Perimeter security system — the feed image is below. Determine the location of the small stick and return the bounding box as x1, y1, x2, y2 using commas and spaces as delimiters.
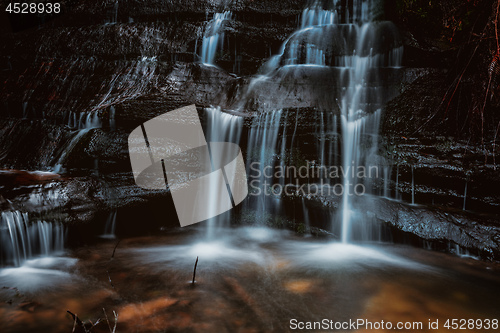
72, 314, 77, 333
67, 310, 83, 327
106, 271, 115, 289
111, 239, 121, 259
68, 310, 89, 333
103, 308, 111, 332
112, 311, 118, 333
192, 256, 199, 285
103, 308, 117, 333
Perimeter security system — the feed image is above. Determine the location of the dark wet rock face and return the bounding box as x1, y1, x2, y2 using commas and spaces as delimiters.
0, 119, 67, 169
375, 0, 500, 258
380, 48, 499, 218
374, 199, 500, 260
0, 0, 305, 172
0, 0, 499, 259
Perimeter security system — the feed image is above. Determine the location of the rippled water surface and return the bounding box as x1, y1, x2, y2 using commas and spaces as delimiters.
1, 228, 499, 332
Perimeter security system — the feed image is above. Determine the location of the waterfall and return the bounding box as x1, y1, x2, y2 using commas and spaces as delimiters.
301, 5, 338, 28
101, 210, 117, 239
94, 55, 158, 110
53, 128, 92, 173
236, 0, 402, 242
246, 110, 284, 218
339, 109, 382, 242
337, 8, 402, 241
205, 106, 242, 144
257, 0, 402, 71
293, 0, 401, 243
0, 211, 65, 267
55, 109, 104, 172
108, 1, 118, 24
200, 11, 232, 65
109, 105, 116, 131
22, 101, 28, 118
67, 111, 102, 130
203, 107, 243, 238
316, 112, 338, 179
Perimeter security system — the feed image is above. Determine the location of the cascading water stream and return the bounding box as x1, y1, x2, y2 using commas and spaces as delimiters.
53, 111, 103, 173
205, 106, 242, 144
50, 25, 162, 173
101, 210, 118, 239
316, 111, 338, 178
0, 211, 65, 267
67, 110, 102, 130
334, 0, 401, 242
200, 11, 232, 65
246, 110, 284, 218
203, 107, 243, 239
109, 105, 116, 131
238, 0, 402, 242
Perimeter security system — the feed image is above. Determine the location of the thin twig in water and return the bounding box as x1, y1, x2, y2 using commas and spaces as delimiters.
111, 239, 121, 259
67, 310, 83, 327
192, 256, 199, 285
67, 310, 101, 333
112, 311, 118, 333
106, 270, 115, 289
103, 308, 111, 332
72, 313, 77, 333
103, 308, 118, 333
